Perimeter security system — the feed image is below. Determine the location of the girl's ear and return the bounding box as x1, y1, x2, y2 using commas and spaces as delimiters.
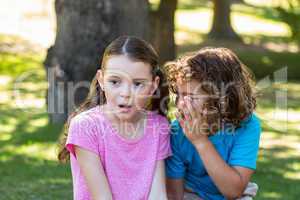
96, 70, 104, 90
151, 76, 160, 95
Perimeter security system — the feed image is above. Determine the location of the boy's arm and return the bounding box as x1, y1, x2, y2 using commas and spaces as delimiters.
166, 178, 184, 200
75, 146, 113, 200
193, 139, 253, 200
148, 160, 168, 200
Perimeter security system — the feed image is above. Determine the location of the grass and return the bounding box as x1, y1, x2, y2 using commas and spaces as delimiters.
0, 35, 71, 200
1, 1, 300, 199
253, 82, 300, 200
0, 98, 72, 200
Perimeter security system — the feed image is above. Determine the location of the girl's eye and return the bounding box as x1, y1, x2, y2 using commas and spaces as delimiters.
134, 82, 144, 87
109, 80, 120, 85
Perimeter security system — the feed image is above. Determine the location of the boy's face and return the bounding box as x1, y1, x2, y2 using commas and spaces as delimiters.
97, 55, 159, 122
175, 79, 207, 114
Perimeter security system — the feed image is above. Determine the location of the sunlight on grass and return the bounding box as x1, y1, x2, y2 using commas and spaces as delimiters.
175, 7, 290, 43
246, 0, 291, 8
260, 129, 300, 148
0, 123, 15, 134
2, 143, 58, 161
14, 98, 45, 109
232, 13, 290, 37
0, 118, 17, 133
284, 162, 300, 180
24, 117, 48, 133
30, 117, 48, 127
0, 52, 44, 76
0, 0, 55, 48
0, 134, 12, 142
176, 9, 212, 33
261, 191, 282, 198
0, 75, 12, 85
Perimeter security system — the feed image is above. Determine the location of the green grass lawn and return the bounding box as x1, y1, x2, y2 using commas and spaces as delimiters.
0, 37, 72, 199
1, 2, 300, 199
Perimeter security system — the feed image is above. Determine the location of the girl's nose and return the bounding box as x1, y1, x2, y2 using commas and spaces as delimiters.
120, 84, 132, 97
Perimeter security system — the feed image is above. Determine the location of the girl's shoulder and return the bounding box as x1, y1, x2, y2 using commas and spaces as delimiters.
69, 106, 108, 131
147, 112, 170, 136
148, 112, 169, 126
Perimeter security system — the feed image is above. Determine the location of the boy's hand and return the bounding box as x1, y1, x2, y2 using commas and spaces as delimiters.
175, 96, 210, 145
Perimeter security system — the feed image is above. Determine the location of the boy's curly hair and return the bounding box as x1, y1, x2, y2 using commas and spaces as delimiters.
164, 47, 256, 132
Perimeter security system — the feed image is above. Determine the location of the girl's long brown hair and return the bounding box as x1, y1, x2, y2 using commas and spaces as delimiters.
58, 36, 169, 162
164, 47, 256, 134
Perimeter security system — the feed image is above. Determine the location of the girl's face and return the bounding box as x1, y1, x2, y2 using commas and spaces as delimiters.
97, 55, 159, 122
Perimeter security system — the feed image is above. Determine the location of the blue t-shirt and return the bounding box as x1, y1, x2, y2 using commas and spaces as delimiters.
165, 114, 261, 200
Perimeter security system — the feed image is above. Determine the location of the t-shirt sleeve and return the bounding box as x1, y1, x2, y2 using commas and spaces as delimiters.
66, 115, 100, 158
165, 121, 186, 179
228, 115, 261, 170
156, 116, 172, 160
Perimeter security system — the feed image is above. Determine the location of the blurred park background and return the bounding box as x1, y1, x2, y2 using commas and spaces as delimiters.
0, 0, 299, 199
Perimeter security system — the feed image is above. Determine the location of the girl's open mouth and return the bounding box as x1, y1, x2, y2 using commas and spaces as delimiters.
118, 104, 133, 113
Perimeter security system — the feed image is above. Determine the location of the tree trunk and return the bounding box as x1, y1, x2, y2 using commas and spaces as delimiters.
232, 0, 245, 4
208, 0, 241, 41
150, 0, 178, 65
44, 0, 149, 123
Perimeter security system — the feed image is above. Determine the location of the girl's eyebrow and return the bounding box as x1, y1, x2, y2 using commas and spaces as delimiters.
107, 75, 121, 79
106, 75, 149, 82
132, 78, 149, 82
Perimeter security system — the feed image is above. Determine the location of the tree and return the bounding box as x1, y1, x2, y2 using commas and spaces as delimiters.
208, 0, 241, 41
232, 0, 245, 4
150, 0, 178, 65
44, 0, 149, 123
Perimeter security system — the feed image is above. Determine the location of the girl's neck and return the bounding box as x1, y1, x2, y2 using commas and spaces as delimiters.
100, 105, 148, 140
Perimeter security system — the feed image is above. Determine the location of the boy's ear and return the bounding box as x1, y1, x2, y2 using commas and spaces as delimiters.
96, 70, 104, 90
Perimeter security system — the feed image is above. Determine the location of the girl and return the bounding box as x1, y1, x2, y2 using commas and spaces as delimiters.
164, 47, 261, 200
58, 36, 172, 200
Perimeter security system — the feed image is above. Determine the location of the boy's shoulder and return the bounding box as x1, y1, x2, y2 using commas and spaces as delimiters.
234, 113, 261, 138
169, 120, 185, 139
240, 113, 261, 129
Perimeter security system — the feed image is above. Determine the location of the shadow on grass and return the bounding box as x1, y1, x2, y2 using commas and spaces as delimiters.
178, 0, 210, 10
0, 106, 64, 146
0, 105, 69, 199
260, 122, 300, 140
0, 152, 72, 200
253, 146, 300, 200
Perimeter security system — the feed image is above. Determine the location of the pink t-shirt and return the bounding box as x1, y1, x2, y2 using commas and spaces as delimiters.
66, 106, 172, 200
